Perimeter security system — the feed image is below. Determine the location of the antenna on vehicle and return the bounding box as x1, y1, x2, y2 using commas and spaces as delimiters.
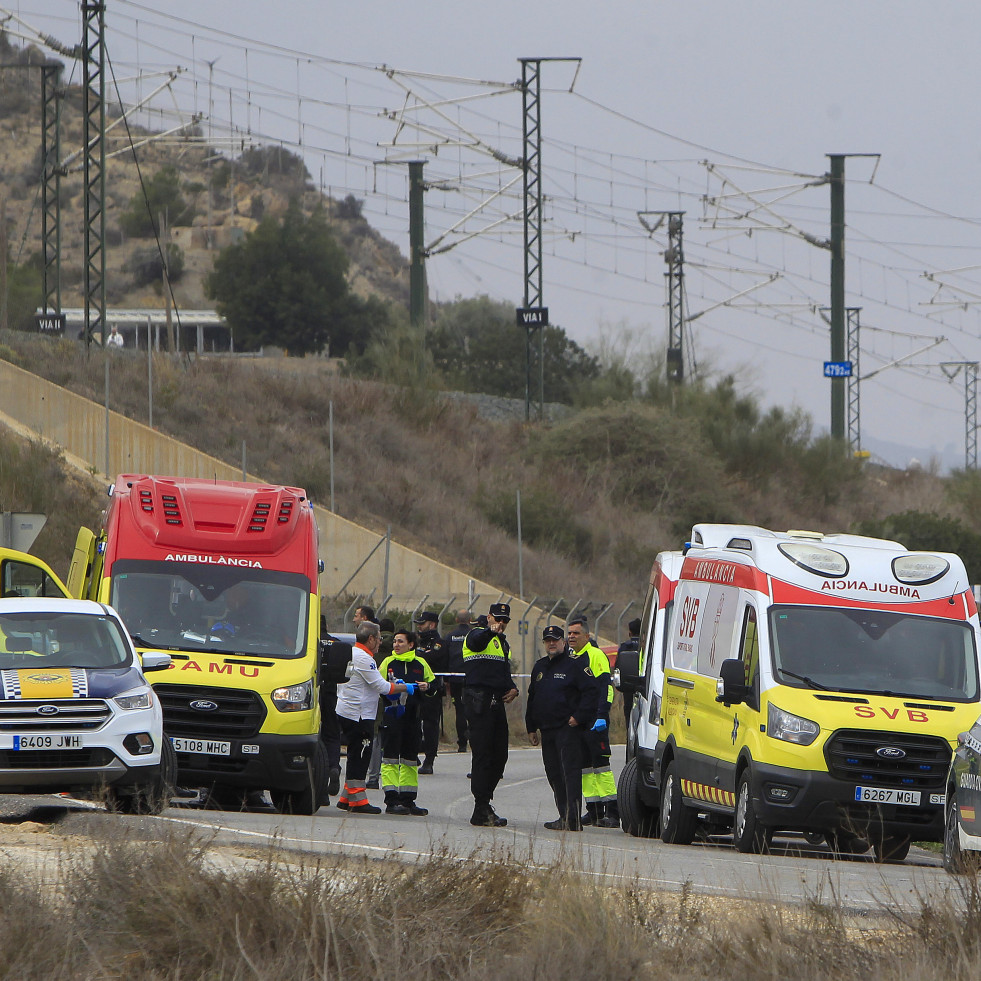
950, 582, 959, 606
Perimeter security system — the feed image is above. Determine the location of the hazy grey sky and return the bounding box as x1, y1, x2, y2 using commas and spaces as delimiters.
9, 1, 981, 469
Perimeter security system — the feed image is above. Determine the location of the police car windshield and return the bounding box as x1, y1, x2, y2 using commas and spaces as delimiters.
769, 606, 980, 702
109, 561, 310, 659
0, 612, 131, 669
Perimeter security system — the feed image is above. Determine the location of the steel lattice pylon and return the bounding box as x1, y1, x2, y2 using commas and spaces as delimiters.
664, 212, 686, 383
967, 364, 978, 471
520, 58, 544, 421
82, 0, 106, 348
846, 307, 861, 452
41, 64, 63, 317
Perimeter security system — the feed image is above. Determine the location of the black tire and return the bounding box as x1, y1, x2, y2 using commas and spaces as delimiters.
827, 831, 870, 857
107, 737, 177, 816
660, 760, 697, 845
732, 770, 770, 854
872, 834, 911, 864
802, 831, 826, 847
943, 791, 978, 874
270, 741, 328, 816
618, 757, 659, 838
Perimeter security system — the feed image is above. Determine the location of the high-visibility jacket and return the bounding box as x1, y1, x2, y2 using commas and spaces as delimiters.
462, 627, 515, 692
576, 641, 614, 720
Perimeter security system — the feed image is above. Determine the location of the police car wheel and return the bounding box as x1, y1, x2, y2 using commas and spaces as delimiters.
106, 738, 177, 816
660, 761, 697, 845
733, 771, 770, 854
872, 834, 911, 864
943, 795, 976, 874
617, 757, 659, 838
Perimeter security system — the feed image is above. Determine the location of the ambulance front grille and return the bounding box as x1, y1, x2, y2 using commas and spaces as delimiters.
824, 729, 951, 790
155, 684, 265, 739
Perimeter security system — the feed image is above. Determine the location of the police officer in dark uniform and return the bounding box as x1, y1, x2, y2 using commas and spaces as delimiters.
414, 611, 447, 774
444, 609, 472, 752
462, 602, 518, 827
616, 617, 642, 732
526, 625, 599, 831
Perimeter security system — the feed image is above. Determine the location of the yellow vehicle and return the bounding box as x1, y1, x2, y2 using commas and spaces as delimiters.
69, 474, 327, 813
653, 524, 981, 863
1, 547, 70, 599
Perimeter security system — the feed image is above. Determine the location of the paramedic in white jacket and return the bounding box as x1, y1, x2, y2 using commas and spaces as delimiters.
335, 620, 427, 814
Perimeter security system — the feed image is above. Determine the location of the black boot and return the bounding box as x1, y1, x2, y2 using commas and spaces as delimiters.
582, 802, 599, 827
597, 802, 620, 829
470, 803, 507, 827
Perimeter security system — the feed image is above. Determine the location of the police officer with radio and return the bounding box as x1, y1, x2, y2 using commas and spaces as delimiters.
526, 625, 598, 831
462, 602, 518, 827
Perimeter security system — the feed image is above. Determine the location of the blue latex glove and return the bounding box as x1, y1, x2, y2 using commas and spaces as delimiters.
403, 682, 417, 696
590, 718, 608, 732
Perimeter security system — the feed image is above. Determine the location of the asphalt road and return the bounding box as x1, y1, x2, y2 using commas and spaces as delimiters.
3, 746, 969, 914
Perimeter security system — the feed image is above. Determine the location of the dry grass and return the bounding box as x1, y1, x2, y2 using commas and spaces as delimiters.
2, 823, 981, 980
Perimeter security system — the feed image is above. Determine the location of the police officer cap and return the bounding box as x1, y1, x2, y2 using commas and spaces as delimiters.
413, 610, 440, 624
488, 602, 511, 620
542, 625, 564, 641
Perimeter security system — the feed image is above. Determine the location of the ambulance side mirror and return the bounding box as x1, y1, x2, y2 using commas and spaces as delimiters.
614, 649, 642, 694
716, 658, 748, 705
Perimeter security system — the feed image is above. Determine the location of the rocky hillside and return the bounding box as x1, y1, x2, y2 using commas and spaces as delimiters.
0, 35, 410, 317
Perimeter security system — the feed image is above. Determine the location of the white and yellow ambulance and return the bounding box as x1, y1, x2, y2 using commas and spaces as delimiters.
650, 524, 981, 863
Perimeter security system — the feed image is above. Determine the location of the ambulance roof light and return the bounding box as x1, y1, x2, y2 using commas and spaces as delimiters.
778, 542, 848, 578
785, 529, 824, 539
892, 554, 950, 586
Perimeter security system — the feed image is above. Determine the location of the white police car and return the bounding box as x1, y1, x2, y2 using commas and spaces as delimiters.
945, 716, 981, 873
0, 597, 174, 813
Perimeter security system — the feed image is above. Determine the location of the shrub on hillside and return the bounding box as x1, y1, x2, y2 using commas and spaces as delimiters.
533, 402, 742, 535
118, 166, 195, 237
856, 510, 981, 584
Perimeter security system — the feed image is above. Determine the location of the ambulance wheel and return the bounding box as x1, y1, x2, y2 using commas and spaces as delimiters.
618, 757, 659, 838
660, 761, 697, 845
270, 741, 328, 816
733, 771, 770, 854
107, 737, 177, 816
826, 831, 870, 856
872, 834, 911, 864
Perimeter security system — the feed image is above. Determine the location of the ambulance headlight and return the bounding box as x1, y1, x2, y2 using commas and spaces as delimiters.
767, 703, 820, 745
271, 679, 313, 712
114, 688, 153, 711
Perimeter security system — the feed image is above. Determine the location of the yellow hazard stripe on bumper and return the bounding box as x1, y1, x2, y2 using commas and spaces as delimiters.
681, 777, 735, 808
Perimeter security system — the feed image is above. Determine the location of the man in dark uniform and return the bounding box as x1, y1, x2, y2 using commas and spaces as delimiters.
414, 611, 447, 774
616, 617, 642, 733
444, 609, 472, 752
526, 625, 599, 831
318, 614, 347, 801
462, 602, 518, 827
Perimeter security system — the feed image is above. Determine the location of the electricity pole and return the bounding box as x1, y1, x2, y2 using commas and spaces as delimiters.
518, 57, 579, 421
940, 362, 979, 471
664, 212, 686, 383
82, 0, 107, 348
408, 160, 427, 330
829, 154, 846, 441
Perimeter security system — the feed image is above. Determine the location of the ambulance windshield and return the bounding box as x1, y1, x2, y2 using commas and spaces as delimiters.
109, 560, 310, 659
769, 606, 979, 701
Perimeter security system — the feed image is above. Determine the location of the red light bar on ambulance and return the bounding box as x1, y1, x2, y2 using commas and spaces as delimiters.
777, 542, 848, 578
892, 554, 950, 586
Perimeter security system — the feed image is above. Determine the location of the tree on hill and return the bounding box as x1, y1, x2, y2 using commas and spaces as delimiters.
427, 295, 600, 403
206, 201, 373, 356
2, 251, 42, 331
119, 165, 195, 238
